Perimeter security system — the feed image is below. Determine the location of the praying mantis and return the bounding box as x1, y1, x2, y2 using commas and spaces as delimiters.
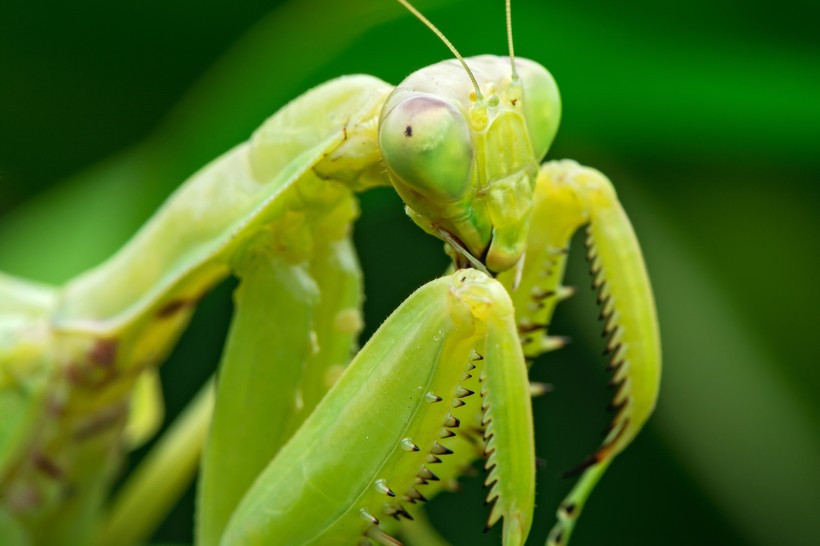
0, 0, 660, 544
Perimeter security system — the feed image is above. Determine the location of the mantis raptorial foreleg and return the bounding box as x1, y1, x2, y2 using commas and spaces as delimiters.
499, 160, 660, 545
219, 270, 534, 546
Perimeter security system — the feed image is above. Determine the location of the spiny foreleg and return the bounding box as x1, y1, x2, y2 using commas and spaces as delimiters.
219, 270, 535, 546
501, 160, 661, 546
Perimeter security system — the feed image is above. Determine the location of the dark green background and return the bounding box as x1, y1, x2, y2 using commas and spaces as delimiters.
1, 0, 818, 545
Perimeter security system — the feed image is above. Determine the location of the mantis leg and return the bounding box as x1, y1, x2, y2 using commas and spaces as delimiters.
0, 280, 44, 546
91, 173, 364, 546
0, 507, 28, 546
0, 273, 55, 480
220, 270, 535, 546
0, 75, 391, 544
198, 174, 363, 546
501, 160, 661, 545
96, 378, 214, 546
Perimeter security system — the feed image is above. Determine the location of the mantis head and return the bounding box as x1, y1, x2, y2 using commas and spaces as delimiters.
379, 56, 560, 273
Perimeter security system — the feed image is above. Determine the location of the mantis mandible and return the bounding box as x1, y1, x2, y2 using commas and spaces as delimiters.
0, 1, 660, 544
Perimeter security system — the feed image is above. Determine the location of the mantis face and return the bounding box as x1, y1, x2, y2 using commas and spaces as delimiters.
379, 56, 561, 272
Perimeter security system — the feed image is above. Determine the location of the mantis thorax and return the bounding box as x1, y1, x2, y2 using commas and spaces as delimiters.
379, 55, 561, 272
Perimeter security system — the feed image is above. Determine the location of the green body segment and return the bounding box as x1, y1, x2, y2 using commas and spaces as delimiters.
198, 178, 363, 546
0, 274, 55, 479
198, 250, 321, 546
54, 74, 390, 336
221, 271, 535, 546
0, 276, 78, 546
0, 507, 28, 546
545, 161, 660, 546
500, 160, 661, 546
534, 161, 660, 457
0, 75, 392, 544
0, 274, 56, 318
96, 380, 214, 546
480, 296, 535, 544
497, 162, 587, 357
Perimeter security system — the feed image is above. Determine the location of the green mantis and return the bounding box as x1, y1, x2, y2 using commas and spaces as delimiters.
0, 0, 660, 544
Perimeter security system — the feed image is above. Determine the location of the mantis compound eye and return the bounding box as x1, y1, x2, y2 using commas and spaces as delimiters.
517, 60, 562, 162
379, 95, 473, 203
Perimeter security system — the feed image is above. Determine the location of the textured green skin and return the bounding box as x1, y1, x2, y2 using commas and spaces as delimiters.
0, 50, 660, 546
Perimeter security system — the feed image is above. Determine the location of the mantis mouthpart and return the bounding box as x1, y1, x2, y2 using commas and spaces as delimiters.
0, 1, 660, 545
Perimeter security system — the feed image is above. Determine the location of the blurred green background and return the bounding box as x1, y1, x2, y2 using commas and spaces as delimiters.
1, 0, 818, 544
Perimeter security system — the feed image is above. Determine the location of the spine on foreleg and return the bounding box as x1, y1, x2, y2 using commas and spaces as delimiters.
529, 160, 660, 546
498, 161, 588, 361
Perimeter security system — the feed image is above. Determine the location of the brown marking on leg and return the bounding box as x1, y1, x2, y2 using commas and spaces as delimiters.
89, 338, 118, 367
73, 403, 128, 441
31, 451, 64, 481
156, 298, 196, 319
64, 362, 91, 386
65, 360, 117, 389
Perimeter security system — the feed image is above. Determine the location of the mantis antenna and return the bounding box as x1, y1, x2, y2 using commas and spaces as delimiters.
506, 0, 519, 81
395, 0, 485, 105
